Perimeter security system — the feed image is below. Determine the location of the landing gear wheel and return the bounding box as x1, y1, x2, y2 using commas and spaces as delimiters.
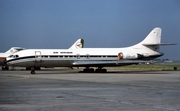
30, 67, 36, 74
102, 69, 107, 73
31, 70, 35, 74
89, 68, 94, 73
83, 68, 89, 73
95, 68, 107, 73
95, 69, 100, 73
81, 67, 107, 73
82, 68, 95, 73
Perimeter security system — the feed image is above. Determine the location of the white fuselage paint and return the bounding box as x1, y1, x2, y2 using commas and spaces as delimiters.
6, 46, 162, 67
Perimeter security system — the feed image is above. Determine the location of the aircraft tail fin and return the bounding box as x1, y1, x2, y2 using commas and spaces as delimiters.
69, 39, 84, 49
140, 27, 162, 45
134, 27, 175, 51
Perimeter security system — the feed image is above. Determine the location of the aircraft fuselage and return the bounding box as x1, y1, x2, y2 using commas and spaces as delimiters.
6, 47, 163, 68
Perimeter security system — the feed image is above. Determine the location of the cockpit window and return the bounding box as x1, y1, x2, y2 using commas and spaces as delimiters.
9, 55, 14, 58
15, 55, 19, 58
9, 55, 19, 58
17, 49, 24, 51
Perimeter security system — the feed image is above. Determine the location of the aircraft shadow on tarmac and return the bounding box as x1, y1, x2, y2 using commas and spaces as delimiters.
31, 69, 170, 75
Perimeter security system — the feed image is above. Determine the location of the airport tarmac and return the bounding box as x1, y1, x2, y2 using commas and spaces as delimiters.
0, 69, 180, 111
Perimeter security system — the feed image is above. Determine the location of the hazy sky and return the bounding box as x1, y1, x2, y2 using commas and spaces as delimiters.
0, 0, 180, 60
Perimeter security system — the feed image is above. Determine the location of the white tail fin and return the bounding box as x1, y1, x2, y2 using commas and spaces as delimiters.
69, 39, 84, 49
140, 27, 161, 45
132, 28, 162, 51
133, 27, 175, 51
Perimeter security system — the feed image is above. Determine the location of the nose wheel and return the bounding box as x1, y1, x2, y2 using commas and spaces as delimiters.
31, 67, 36, 74
31, 70, 35, 74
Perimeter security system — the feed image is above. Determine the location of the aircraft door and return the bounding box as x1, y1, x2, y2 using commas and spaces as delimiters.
35, 51, 42, 62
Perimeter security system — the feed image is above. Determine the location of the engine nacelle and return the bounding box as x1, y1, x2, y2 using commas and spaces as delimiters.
118, 52, 143, 60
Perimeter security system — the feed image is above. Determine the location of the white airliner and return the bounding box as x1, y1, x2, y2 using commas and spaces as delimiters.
6, 27, 174, 74
0, 47, 25, 70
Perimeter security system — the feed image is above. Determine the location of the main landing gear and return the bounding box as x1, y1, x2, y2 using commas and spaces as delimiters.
80, 67, 107, 73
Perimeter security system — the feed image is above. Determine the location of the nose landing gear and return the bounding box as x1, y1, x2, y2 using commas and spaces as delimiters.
31, 67, 35, 74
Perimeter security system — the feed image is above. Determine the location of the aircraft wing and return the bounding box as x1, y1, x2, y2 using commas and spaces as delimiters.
72, 60, 149, 67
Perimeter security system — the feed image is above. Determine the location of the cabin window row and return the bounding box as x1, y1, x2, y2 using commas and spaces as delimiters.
53, 52, 73, 54
39, 55, 117, 59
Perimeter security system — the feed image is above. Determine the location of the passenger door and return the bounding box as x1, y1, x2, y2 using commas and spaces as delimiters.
35, 51, 42, 62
